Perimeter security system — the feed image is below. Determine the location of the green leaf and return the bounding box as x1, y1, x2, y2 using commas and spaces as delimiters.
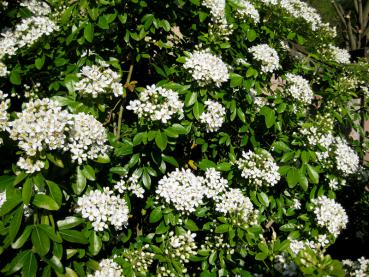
4, 250, 29, 275
35, 55, 45, 70
22, 178, 33, 205
306, 164, 319, 184
22, 251, 37, 277
114, 141, 133, 156
260, 106, 275, 128
247, 29, 257, 41
32, 194, 60, 210
184, 219, 199, 231
0, 193, 22, 216
149, 207, 163, 223
215, 224, 229, 233
162, 155, 179, 167
38, 224, 62, 243
88, 232, 102, 256
49, 256, 64, 274
46, 153, 64, 168
84, 23, 94, 42
10, 70, 21, 85
280, 223, 296, 232
142, 169, 151, 189
59, 230, 88, 244
193, 102, 204, 120
255, 252, 268, 261
257, 192, 269, 207
12, 226, 33, 249
57, 216, 84, 230
82, 165, 95, 181
287, 167, 302, 188
9, 206, 23, 242
32, 226, 50, 256
184, 92, 197, 107
46, 180, 62, 207
72, 167, 86, 195
155, 131, 167, 151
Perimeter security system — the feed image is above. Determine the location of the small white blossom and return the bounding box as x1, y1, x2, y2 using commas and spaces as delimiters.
87, 259, 123, 277
183, 49, 229, 87
324, 44, 351, 64
126, 84, 184, 124
17, 157, 45, 174
75, 61, 123, 98
0, 61, 8, 77
0, 190, 6, 209
76, 188, 129, 232
156, 168, 205, 213
20, 0, 51, 16
200, 100, 226, 132
68, 113, 110, 164
203, 168, 229, 199
115, 173, 144, 198
249, 44, 280, 73
236, 150, 280, 187
334, 138, 359, 175
234, 0, 260, 23
312, 196, 348, 237
274, 254, 297, 276
168, 231, 197, 264
285, 73, 314, 104
343, 257, 369, 277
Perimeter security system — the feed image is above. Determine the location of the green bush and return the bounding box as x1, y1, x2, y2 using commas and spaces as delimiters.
0, 0, 368, 276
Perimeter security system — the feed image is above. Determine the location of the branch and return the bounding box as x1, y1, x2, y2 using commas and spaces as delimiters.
331, 0, 348, 28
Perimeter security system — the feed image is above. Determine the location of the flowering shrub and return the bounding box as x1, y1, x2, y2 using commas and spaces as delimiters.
0, 0, 368, 276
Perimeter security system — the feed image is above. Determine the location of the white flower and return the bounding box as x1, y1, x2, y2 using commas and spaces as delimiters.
87, 259, 123, 277
292, 199, 301, 210
156, 168, 205, 213
343, 257, 369, 277
249, 44, 280, 73
200, 100, 226, 132
289, 240, 305, 255
20, 0, 51, 16
312, 196, 348, 237
215, 188, 257, 224
126, 84, 184, 124
17, 157, 45, 174
75, 61, 123, 98
285, 73, 314, 104
7, 98, 71, 157
274, 254, 297, 276
0, 61, 8, 77
0, 91, 10, 133
168, 231, 197, 264
334, 138, 359, 175
183, 49, 229, 87
236, 150, 280, 187
76, 188, 129, 232
325, 44, 351, 64
0, 190, 6, 209
234, 0, 260, 23
68, 113, 110, 164
202, 0, 226, 22
203, 168, 229, 198
115, 173, 144, 198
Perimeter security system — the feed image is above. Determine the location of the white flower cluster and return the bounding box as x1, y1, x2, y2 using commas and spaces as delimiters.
334, 138, 359, 176
343, 257, 369, 277
202, 0, 232, 37
215, 188, 257, 225
156, 168, 205, 213
236, 150, 280, 187
183, 49, 229, 87
126, 85, 184, 124
8, 98, 70, 156
234, 0, 260, 23
0, 61, 8, 77
312, 196, 348, 237
87, 259, 123, 277
0, 91, 10, 137
76, 187, 129, 232
20, 0, 51, 16
249, 44, 280, 73
122, 245, 155, 274
7, 99, 109, 172
324, 44, 351, 64
68, 113, 110, 164
114, 173, 144, 198
0, 190, 6, 209
203, 168, 229, 198
200, 100, 226, 132
75, 61, 123, 98
289, 235, 330, 256
285, 73, 314, 104
274, 254, 297, 277
167, 231, 197, 264
300, 126, 334, 150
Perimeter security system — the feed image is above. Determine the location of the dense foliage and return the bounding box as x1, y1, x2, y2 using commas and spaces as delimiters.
0, 0, 369, 276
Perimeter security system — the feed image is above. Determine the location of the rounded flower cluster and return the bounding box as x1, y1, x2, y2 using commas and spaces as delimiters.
68, 113, 110, 164
285, 73, 314, 104
312, 196, 348, 237
234, 0, 260, 23
75, 61, 123, 98
122, 245, 155, 274
325, 44, 351, 64
249, 44, 280, 73
203, 168, 229, 199
76, 187, 129, 232
126, 85, 184, 124
17, 157, 45, 174
200, 100, 226, 132
167, 231, 197, 264
183, 49, 229, 87
87, 259, 123, 277
7, 98, 71, 157
334, 138, 359, 175
156, 168, 205, 213
202, 0, 226, 21
236, 150, 281, 187
215, 188, 257, 225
